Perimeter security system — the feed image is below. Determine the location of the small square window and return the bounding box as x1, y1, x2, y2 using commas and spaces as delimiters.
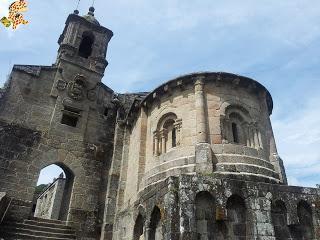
61, 114, 78, 127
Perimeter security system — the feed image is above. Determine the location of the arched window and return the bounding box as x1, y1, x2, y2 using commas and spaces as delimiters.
222, 105, 263, 148
78, 32, 94, 58
153, 113, 182, 156
271, 200, 290, 239
195, 192, 215, 240
149, 206, 162, 240
163, 119, 176, 150
133, 214, 144, 240
226, 195, 246, 238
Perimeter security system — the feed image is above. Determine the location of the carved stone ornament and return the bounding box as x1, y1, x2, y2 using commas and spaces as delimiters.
67, 74, 86, 101
87, 89, 97, 101
56, 80, 67, 91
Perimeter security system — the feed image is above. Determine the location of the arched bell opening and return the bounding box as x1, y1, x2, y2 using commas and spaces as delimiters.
78, 31, 95, 58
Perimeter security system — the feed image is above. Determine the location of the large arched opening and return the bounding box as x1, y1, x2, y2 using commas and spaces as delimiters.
195, 191, 215, 239
149, 206, 162, 240
297, 201, 314, 239
133, 214, 144, 240
271, 200, 290, 239
226, 194, 247, 239
33, 163, 74, 221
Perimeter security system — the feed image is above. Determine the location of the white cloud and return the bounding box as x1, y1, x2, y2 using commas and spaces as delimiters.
273, 95, 320, 186
0, 0, 9, 17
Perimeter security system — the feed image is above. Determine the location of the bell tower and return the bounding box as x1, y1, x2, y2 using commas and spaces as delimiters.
50, 7, 113, 101
56, 7, 113, 76
49, 8, 114, 131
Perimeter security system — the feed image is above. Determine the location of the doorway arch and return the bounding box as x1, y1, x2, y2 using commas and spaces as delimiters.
33, 163, 74, 221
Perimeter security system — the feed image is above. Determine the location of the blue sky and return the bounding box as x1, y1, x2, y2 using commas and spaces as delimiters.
1, 0, 319, 187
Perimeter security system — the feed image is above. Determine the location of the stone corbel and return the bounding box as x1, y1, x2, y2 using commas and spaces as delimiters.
163, 84, 172, 96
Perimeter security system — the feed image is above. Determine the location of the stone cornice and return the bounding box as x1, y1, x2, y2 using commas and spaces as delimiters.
58, 14, 114, 45
140, 72, 273, 115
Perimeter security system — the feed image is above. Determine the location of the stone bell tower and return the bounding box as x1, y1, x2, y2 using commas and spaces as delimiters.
50, 7, 113, 98
49, 7, 114, 132
57, 7, 113, 75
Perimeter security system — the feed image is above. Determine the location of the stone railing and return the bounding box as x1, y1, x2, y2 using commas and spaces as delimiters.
0, 192, 11, 224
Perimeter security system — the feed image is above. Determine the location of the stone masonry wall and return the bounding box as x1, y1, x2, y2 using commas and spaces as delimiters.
34, 178, 66, 220
0, 66, 118, 239
114, 175, 320, 240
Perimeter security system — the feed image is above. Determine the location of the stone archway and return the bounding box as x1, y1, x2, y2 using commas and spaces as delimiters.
149, 206, 162, 240
226, 194, 247, 239
133, 214, 144, 240
271, 200, 290, 239
33, 163, 74, 221
195, 191, 215, 240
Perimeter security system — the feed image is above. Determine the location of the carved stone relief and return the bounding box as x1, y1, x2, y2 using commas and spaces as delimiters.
67, 74, 86, 101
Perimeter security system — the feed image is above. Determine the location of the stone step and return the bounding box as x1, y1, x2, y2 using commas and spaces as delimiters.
0, 218, 77, 240
0, 231, 76, 240
29, 216, 67, 225
3, 221, 75, 234
0, 225, 76, 239
216, 162, 279, 179
144, 156, 195, 179
23, 219, 72, 230
141, 163, 196, 190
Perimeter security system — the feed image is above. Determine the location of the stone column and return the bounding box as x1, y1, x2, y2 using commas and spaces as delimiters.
249, 125, 255, 148
258, 130, 263, 148
194, 78, 208, 143
174, 119, 182, 146
194, 77, 213, 174
163, 177, 179, 240
153, 131, 159, 156
160, 129, 167, 154
159, 136, 163, 155
245, 123, 251, 147
179, 177, 195, 240
254, 128, 260, 148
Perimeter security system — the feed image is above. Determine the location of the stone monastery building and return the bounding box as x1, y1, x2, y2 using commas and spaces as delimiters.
0, 7, 319, 240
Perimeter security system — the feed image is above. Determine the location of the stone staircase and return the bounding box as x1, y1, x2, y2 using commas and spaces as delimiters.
0, 217, 76, 239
